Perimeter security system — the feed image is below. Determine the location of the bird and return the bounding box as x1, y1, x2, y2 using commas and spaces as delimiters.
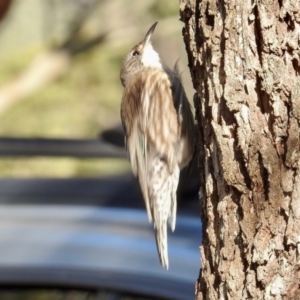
120, 22, 195, 269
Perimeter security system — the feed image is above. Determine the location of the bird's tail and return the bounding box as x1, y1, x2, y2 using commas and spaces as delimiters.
148, 156, 180, 269
154, 220, 169, 269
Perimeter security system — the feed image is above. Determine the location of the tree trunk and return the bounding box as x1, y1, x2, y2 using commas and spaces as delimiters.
179, 0, 300, 299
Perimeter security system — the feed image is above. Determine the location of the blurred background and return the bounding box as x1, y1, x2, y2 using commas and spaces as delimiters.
0, 0, 194, 178
0, 3, 201, 299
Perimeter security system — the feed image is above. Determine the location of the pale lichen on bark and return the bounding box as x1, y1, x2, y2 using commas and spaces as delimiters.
180, 0, 300, 299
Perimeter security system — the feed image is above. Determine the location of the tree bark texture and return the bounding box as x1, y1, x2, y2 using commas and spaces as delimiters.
180, 0, 300, 299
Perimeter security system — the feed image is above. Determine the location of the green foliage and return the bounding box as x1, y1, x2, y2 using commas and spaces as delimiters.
149, 1, 179, 18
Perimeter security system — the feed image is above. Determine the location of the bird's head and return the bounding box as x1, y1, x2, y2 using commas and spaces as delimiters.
120, 22, 161, 86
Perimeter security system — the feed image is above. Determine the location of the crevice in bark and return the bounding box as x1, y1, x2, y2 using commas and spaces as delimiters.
217, 0, 235, 125
284, 114, 300, 169
255, 80, 271, 115
219, 97, 235, 126
280, 208, 289, 250
195, 0, 204, 52
179, 3, 193, 23
204, 46, 212, 72
205, 244, 214, 280
195, 3, 204, 49
195, 121, 206, 219
283, 13, 295, 30
213, 270, 221, 291
282, 191, 292, 198
235, 145, 252, 191
218, 0, 226, 99
282, 100, 291, 161
255, 72, 276, 139
258, 152, 269, 202
251, 261, 265, 290
205, 3, 215, 29
253, 3, 263, 66
284, 96, 291, 120
292, 57, 300, 73
234, 230, 248, 277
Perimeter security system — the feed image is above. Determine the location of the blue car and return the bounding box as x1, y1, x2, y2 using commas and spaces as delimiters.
0, 179, 201, 300
0, 136, 201, 300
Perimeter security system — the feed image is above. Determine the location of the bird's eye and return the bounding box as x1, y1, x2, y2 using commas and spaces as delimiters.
132, 50, 139, 56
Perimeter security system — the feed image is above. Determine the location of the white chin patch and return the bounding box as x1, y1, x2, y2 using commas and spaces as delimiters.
141, 44, 162, 68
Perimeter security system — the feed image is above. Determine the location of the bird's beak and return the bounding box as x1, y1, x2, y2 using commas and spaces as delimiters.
143, 22, 158, 46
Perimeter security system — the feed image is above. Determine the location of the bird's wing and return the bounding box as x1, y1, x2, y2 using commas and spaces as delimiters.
121, 74, 152, 221
121, 69, 183, 224
166, 66, 195, 169
143, 69, 179, 228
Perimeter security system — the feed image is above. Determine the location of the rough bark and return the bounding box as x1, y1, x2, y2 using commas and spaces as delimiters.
180, 0, 300, 299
